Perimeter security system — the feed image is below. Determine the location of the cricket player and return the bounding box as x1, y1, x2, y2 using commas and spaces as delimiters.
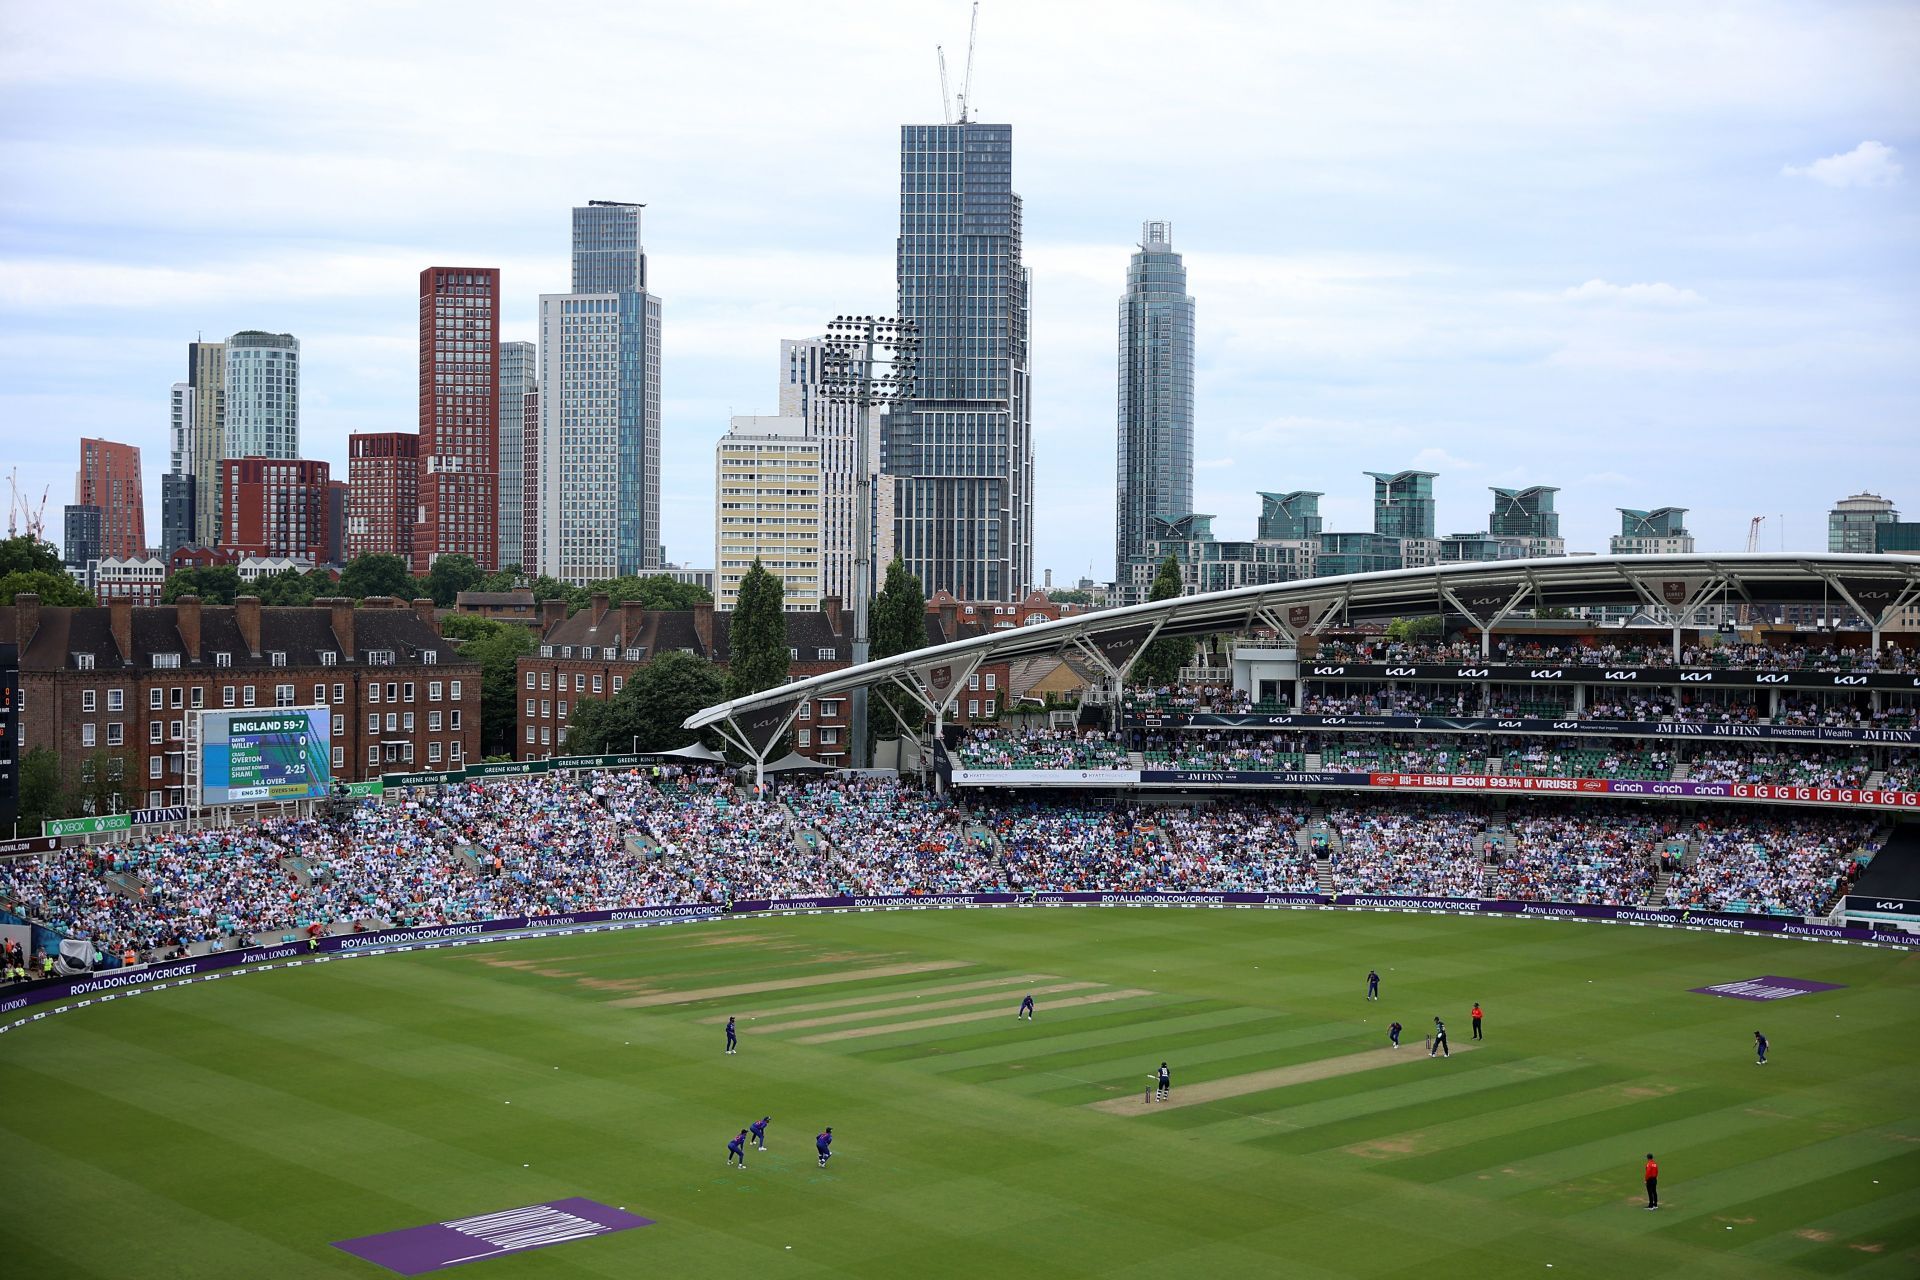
1366, 969, 1380, 1001
751, 1116, 770, 1151
816, 1127, 834, 1168
1471, 1003, 1483, 1040
1156, 1061, 1171, 1101
725, 1017, 738, 1055
1389, 1021, 1402, 1049
1644, 1153, 1658, 1209
727, 1129, 749, 1168
1018, 993, 1035, 1021
1429, 1017, 1450, 1058
1754, 1030, 1768, 1064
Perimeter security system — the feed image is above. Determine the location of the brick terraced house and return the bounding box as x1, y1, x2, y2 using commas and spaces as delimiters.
3, 593, 479, 810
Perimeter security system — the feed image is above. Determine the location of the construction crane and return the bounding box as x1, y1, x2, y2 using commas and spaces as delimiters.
7, 466, 48, 540
936, 2, 981, 124
1745, 515, 1766, 553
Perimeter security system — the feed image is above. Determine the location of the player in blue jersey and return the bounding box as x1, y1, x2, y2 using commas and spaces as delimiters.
727, 1129, 749, 1168
1389, 1020, 1402, 1049
1018, 993, 1035, 1021
725, 1016, 738, 1055
751, 1116, 770, 1150
816, 1127, 834, 1168
1754, 1030, 1769, 1064
1367, 969, 1380, 1001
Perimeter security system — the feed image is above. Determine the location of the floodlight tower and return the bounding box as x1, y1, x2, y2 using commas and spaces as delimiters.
818, 316, 919, 766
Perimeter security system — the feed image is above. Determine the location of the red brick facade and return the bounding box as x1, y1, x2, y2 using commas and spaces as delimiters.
347, 432, 419, 562
415, 266, 501, 573
219, 457, 339, 562
76, 437, 146, 561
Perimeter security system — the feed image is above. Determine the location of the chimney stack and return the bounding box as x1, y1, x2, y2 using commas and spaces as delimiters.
620, 599, 646, 647
176, 594, 203, 661
693, 600, 714, 653
541, 596, 566, 634
821, 594, 843, 636
108, 596, 133, 664
235, 595, 262, 656
13, 592, 40, 654
325, 597, 355, 661
590, 592, 611, 625
411, 597, 437, 630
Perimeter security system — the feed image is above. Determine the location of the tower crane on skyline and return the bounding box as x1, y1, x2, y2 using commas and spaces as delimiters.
7, 466, 49, 540
936, 2, 981, 124
1746, 515, 1766, 553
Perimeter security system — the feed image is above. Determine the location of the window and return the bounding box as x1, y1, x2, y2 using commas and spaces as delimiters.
611, 676, 623, 693
149, 756, 163, 779
81, 723, 96, 747
107, 722, 124, 746
592, 675, 603, 694
524, 671, 536, 689
557, 701, 567, 718
82, 689, 97, 713
74, 652, 94, 670
333, 714, 345, 735
428, 741, 442, 762
403, 682, 415, 702
332, 746, 343, 767
368, 745, 379, 766
450, 680, 462, 700
385, 682, 397, 701
402, 712, 414, 731
385, 713, 398, 732
313, 685, 326, 704
154, 652, 182, 669
525, 697, 536, 717
820, 728, 839, 745
222, 685, 236, 707
539, 645, 552, 658
107, 688, 123, 712
984, 673, 997, 690
527, 725, 537, 743
574, 673, 585, 692
798, 728, 811, 746
214, 651, 231, 668
276, 684, 295, 706
333, 683, 344, 702
603, 646, 617, 660
798, 701, 812, 720
429, 711, 442, 732
150, 688, 163, 710
789, 648, 800, 661
968, 699, 979, 716
369, 682, 381, 703
541, 699, 551, 717
540, 673, 551, 690
968, 674, 980, 690
422, 650, 437, 665
190, 687, 204, 709
149, 721, 163, 744
624, 647, 642, 661
429, 681, 443, 701
320, 650, 337, 667
169, 719, 183, 740
450, 740, 462, 761
269, 651, 287, 667
242, 686, 256, 706
368, 713, 379, 733
817, 648, 834, 661
984, 699, 996, 716
369, 649, 394, 665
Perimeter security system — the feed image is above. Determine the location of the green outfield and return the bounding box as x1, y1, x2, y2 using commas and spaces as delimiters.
1, 908, 1916, 1278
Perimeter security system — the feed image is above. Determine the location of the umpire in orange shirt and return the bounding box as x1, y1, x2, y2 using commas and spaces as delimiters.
1643, 1153, 1658, 1209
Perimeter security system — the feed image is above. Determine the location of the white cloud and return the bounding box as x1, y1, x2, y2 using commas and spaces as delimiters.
1195, 457, 1237, 470
1561, 279, 1705, 306
1783, 140, 1902, 188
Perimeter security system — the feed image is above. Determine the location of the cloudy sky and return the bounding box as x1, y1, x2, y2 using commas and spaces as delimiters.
3, 1, 1916, 582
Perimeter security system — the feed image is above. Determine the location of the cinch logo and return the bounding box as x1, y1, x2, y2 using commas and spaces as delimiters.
1529, 669, 1564, 679
1455, 668, 1489, 678
1756, 673, 1789, 683
1385, 666, 1418, 676
1602, 670, 1639, 681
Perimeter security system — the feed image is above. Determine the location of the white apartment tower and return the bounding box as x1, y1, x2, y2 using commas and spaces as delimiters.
715, 416, 822, 612
779, 337, 893, 602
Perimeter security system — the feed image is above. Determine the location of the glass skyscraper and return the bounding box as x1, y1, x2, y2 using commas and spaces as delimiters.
223, 331, 299, 462
496, 340, 536, 571
888, 122, 1032, 601
538, 202, 661, 584
1366, 470, 1438, 541
1115, 220, 1195, 604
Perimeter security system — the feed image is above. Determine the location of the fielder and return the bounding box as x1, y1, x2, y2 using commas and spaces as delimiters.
1018, 993, 1035, 1021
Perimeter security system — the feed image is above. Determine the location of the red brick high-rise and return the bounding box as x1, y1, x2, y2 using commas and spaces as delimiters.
414, 266, 501, 573
347, 432, 419, 561
220, 457, 336, 561
76, 438, 146, 560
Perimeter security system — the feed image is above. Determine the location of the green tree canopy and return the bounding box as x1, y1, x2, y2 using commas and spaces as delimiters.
0, 569, 93, 607
726, 560, 788, 699
1385, 615, 1444, 642
338, 553, 414, 601
160, 564, 240, 604
251, 566, 333, 606
421, 553, 484, 607
527, 575, 588, 613
0, 536, 64, 578
564, 651, 725, 755
1047, 588, 1095, 606
1129, 555, 1196, 686
441, 615, 538, 757
867, 559, 928, 751
597, 574, 714, 611
16, 746, 64, 829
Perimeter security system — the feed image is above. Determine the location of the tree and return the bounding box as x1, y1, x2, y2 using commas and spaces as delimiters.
1047, 588, 1095, 606
867, 559, 927, 750
440, 615, 537, 757
252, 566, 326, 606
0, 569, 93, 607
527, 575, 588, 614
0, 536, 64, 578
596, 574, 713, 610
15, 746, 63, 831
422, 553, 484, 607
338, 553, 414, 601
1385, 615, 1444, 642
161, 564, 240, 604
69, 749, 135, 820
1129, 555, 1196, 686
727, 560, 788, 698
564, 652, 724, 755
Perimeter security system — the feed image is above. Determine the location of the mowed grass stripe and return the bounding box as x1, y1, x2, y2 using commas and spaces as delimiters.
754, 982, 1104, 1032
794, 989, 1158, 1043
696, 973, 1060, 1021
980, 1018, 1328, 1094
862, 1001, 1270, 1068
609, 959, 972, 1006
1731, 1184, 1920, 1272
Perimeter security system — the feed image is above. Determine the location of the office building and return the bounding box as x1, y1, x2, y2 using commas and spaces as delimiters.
537, 201, 662, 584
888, 121, 1033, 601
187, 340, 226, 545
415, 267, 501, 572
220, 457, 338, 563
715, 416, 822, 611
1367, 470, 1437, 541
779, 337, 890, 604
1829, 493, 1898, 554
1115, 220, 1195, 605
1257, 491, 1324, 542
159, 382, 197, 557
346, 433, 419, 561
1141, 513, 1312, 597
1611, 507, 1695, 555
1489, 485, 1566, 557
223, 331, 299, 462
62, 505, 102, 582
91, 556, 169, 605
497, 340, 535, 571
519, 386, 539, 574
75, 438, 145, 561
1877, 522, 1920, 553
